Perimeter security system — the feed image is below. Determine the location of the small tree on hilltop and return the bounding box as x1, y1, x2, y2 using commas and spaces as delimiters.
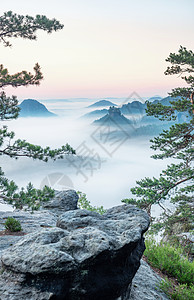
123, 46, 194, 249
0, 11, 75, 210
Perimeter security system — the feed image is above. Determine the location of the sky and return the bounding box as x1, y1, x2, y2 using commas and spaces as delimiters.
1, 0, 194, 100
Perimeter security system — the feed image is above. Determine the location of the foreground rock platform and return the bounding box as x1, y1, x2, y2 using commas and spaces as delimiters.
0, 190, 78, 256
0, 190, 169, 300
0, 200, 149, 300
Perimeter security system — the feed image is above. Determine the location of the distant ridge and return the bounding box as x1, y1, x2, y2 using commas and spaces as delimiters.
82, 109, 108, 119
41, 99, 72, 103
148, 96, 162, 102
19, 99, 56, 117
120, 101, 146, 115
88, 100, 116, 108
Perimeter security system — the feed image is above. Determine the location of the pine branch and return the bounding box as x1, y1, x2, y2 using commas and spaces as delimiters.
0, 11, 64, 47
0, 64, 43, 88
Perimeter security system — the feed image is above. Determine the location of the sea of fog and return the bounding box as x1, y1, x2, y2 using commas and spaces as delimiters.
1, 98, 173, 214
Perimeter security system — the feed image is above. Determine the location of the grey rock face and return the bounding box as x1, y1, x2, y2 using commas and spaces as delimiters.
0, 190, 78, 255
42, 190, 78, 215
0, 210, 57, 255
0, 205, 149, 300
130, 260, 170, 300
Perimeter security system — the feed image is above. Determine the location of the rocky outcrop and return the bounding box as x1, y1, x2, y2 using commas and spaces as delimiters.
93, 107, 134, 128
0, 201, 149, 300
0, 210, 57, 255
0, 190, 78, 255
120, 101, 146, 115
42, 190, 79, 215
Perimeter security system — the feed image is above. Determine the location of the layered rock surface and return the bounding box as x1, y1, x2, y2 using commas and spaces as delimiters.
0, 190, 168, 300
0, 190, 78, 255
0, 204, 149, 300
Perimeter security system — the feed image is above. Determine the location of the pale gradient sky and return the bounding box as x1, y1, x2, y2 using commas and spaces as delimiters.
1, 0, 194, 100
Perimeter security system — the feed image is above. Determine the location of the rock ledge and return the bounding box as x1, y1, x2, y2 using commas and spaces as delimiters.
0, 203, 149, 300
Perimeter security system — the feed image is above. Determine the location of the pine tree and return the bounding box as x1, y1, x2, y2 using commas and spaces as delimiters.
0, 11, 75, 210
123, 46, 194, 247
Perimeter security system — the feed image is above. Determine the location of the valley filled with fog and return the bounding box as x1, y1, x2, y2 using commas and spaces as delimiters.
1, 98, 173, 212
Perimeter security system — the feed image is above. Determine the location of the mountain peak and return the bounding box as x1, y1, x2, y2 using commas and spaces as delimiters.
88, 100, 116, 108
19, 99, 56, 117
93, 106, 134, 127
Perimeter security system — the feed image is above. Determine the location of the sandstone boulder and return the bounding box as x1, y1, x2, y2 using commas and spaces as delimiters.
0, 205, 149, 300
